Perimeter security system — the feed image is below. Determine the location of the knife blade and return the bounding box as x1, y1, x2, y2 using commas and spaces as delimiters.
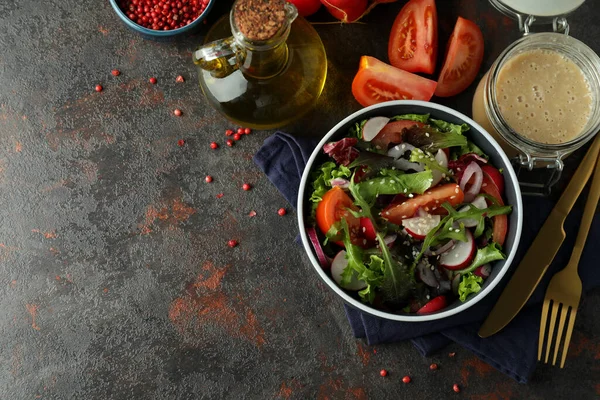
479, 134, 600, 338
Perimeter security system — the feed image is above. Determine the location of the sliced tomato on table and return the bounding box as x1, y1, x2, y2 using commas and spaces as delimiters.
480, 174, 508, 247
352, 56, 437, 107
382, 183, 465, 224
371, 120, 425, 150
435, 17, 484, 97
388, 0, 438, 74
316, 186, 361, 246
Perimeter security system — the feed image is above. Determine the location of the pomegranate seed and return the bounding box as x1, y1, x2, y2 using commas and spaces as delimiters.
226, 139, 234, 147
173, 109, 182, 116
379, 369, 387, 377
233, 133, 241, 141
176, 75, 185, 83
95, 84, 103, 92
402, 376, 411, 384
111, 69, 120, 76
225, 129, 234, 136
177, 139, 185, 147
453, 384, 460, 393
149, 77, 157, 84
205, 175, 213, 183
277, 208, 286, 216
244, 128, 251, 135
237, 128, 244, 135
242, 183, 251, 191
210, 142, 218, 149
429, 363, 438, 371
228, 239, 238, 248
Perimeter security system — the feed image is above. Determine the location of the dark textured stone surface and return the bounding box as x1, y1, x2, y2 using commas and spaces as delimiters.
0, 1, 598, 399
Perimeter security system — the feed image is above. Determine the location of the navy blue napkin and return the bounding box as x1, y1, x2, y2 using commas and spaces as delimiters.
254, 132, 600, 383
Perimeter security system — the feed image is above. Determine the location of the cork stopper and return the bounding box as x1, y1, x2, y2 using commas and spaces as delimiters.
234, 0, 287, 42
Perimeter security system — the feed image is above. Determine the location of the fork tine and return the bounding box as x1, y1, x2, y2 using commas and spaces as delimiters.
560, 308, 578, 368
538, 299, 550, 361
552, 304, 569, 365
544, 300, 559, 363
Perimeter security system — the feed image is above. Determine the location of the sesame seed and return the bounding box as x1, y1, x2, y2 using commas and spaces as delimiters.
449, 227, 453, 231
385, 211, 390, 215
370, 181, 374, 185
402, 215, 407, 218
432, 206, 437, 210
363, 239, 367, 245
455, 253, 459, 258
442, 173, 446, 178
404, 188, 408, 193
457, 168, 461, 171
426, 294, 430, 299
424, 207, 429, 211
430, 265, 435, 270
483, 183, 488, 187
408, 194, 414, 198
425, 132, 430, 137
450, 195, 456, 199
362, 227, 366, 233
432, 251, 436, 256
455, 188, 459, 193
435, 200, 439, 204
402, 144, 406, 149
455, 229, 460, 233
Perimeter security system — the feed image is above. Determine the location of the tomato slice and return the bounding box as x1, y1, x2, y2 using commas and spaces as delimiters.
352, 56, 437, 108
316, 187, 360, 246
359, 217, 377, 241
382, 183, 465, 224
416, 295, 447, 314
480, 175, 507, 247
481, 165, 505, 194
371, 120, 425, 150
435, 17, 484, 97
388, 0, 438, 74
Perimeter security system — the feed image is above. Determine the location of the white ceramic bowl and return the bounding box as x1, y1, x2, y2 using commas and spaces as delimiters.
297, 100, 523, 322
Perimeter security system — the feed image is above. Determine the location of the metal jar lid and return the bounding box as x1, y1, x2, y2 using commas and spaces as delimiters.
489, 0, 585, 34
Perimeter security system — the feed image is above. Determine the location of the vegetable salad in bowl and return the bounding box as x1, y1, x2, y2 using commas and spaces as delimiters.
299, 101, 522, 319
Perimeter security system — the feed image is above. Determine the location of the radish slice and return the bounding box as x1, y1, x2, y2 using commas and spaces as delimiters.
474, 264, 492, 279
387, 143, 416, 159
425, 239, 455, 256
458, 196, 489, 227
460, 161, 483, 203
331, 251, 367, 291
362, 117, 390, 142
330, 178, 350, 188
402, 214, 441, 240
451, 274, 461, 294
383, 233, 397, 247
306, 227, 331, 269
430, 149, 449, 186
439, 230, 475, 270
417, 260, 439, 287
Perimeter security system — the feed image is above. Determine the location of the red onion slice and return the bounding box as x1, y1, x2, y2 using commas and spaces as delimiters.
387, 143, 416, 159
460, 161, 483, 203
306, 227, 331, 269
330, 178, 350, 188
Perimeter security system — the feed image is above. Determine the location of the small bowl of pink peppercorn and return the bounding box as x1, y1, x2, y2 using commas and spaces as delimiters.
110, 0, 215, 40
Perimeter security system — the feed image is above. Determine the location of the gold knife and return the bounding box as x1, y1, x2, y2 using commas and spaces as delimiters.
479, 134, 600, 338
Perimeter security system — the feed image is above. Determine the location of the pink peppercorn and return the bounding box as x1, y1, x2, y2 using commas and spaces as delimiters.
210, 142, 218, 149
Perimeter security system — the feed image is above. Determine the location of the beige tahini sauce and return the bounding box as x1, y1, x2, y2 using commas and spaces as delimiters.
495, 49, 592, 144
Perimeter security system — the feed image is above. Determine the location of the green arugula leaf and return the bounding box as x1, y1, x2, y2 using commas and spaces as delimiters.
403, 126, 468, 152
429, 119, 470, 136
458, 272, 484, 302
408, 148, 450, 174
457, 242, 506, 275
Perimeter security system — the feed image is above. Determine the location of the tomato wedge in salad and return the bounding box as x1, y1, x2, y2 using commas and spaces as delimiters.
480, 175, 508, 246
316, 186, 361, 245
352, 56, 437, 107
388, 0, 438, 74
382, 184, 465, 224
435, 17, 484, 97
371, 120, 425, 150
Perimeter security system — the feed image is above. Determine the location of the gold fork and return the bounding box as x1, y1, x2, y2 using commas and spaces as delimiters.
538, 146, 600, 367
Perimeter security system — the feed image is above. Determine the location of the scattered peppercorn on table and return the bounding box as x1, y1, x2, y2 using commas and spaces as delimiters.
0, 0, 598, 398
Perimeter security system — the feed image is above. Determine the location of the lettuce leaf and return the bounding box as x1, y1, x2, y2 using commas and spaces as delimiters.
429, 119, 470, 136
391, 113, 430, 123
355, 169, 433, 204
349, 119, 368, 139
458, 272, 483, 302
309, 161, 352, 205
